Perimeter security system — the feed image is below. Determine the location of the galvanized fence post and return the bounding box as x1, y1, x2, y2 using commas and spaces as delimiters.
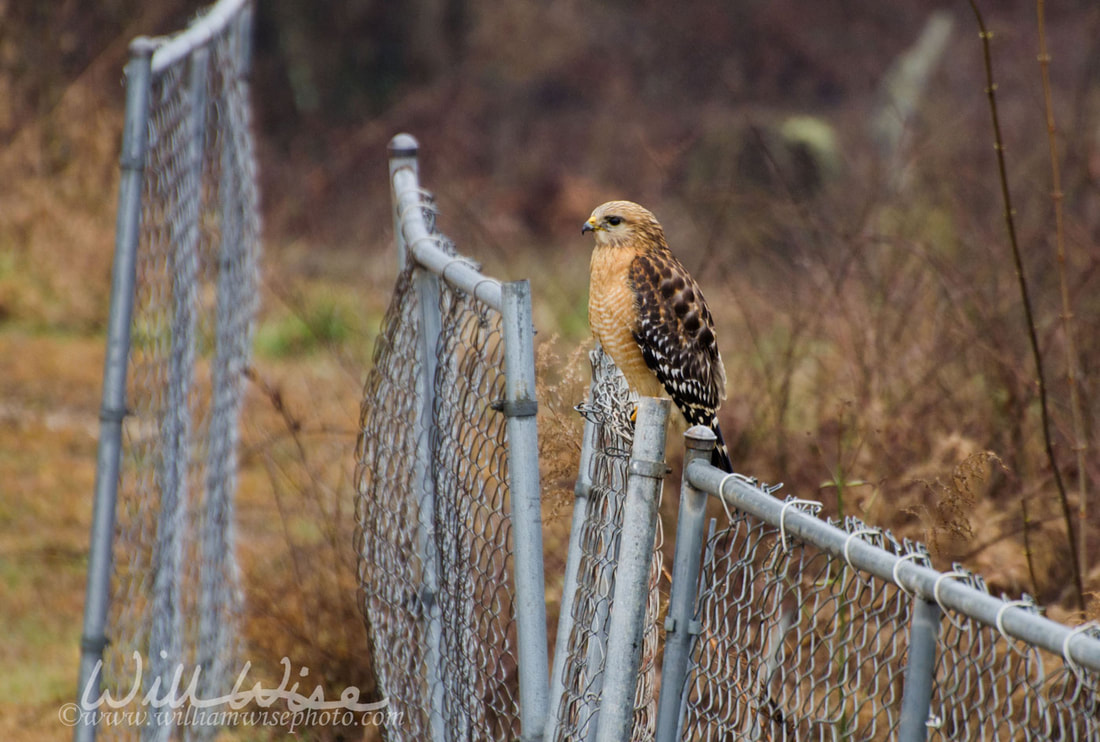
544, 373, 600, 742
389, 134, 418, 267
74, 38, 156, 742
594, 397, 671, 742
898, 597, 941, 742
501, 280, 551, 742
388, 134, 446, 742
655, 425, 716, 742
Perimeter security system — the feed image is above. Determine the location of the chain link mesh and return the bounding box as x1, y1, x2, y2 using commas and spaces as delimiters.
355, 194, 521, 740
434, 282, 520, 740
355, 261, 430, 737
931, 584, 1100, 740
679, 502, 1100, 741
102, 3, 260, 740
552, 348, 663, 742
682, 507, 915, 740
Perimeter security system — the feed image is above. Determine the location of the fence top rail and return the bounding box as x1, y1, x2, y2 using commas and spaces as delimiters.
388, 135, 504, 311
685, 457, 1100, 675
132, 0, 249, 76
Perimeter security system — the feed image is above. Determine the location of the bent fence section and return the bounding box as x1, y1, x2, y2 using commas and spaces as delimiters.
354, 134, 549, 742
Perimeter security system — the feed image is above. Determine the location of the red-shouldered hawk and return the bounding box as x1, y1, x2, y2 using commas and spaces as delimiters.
583, 200, 733, 472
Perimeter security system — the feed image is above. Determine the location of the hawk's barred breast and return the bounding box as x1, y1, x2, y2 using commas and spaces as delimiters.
589, 244, 665, 399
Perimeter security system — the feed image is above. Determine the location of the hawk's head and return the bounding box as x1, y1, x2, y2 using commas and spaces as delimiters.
582, 200, 667, 249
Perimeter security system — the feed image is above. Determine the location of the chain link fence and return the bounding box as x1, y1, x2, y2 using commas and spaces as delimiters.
76, 1, 260, 740
78, 36, 1100, 738
349, 177, 1100, 742
532, 350, 1100, 742
355, 259, 434, 738
682, 508, 925, 739
666, 449, 1100, 741
354, 135, 549, 742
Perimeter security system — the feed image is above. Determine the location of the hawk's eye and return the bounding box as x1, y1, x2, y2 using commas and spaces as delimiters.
606, 216, 623, 227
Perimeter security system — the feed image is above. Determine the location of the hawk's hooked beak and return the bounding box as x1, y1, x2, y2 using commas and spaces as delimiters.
581, 218, 598, 235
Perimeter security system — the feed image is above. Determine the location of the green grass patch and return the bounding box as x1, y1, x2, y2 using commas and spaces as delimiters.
255, 295, 356, 358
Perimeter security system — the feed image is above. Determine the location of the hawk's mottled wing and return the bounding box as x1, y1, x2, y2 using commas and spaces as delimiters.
628, 250, 727, 428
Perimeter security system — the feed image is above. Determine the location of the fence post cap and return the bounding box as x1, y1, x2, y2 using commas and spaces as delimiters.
129, 36, 159, 58
684, 425, 717, 449
389, 133, 419, 158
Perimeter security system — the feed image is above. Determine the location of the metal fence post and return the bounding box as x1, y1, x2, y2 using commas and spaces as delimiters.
501, 280, 550, 742
655, 426, 716, 742
544, 374, 600, 742
74, 38, 156, 742
594, 397, 671, 742
898, 597, 941, 742
389, 133, 418, 267
388, 134, 446, 742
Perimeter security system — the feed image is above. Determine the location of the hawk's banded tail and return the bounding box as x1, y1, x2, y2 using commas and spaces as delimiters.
711, 418, 734, 473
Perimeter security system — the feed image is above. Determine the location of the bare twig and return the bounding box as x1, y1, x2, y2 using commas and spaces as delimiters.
1036, 0, 1090, 586
967, 0, 1084, 610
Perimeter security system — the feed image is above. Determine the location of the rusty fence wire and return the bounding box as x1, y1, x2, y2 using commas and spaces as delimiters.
354, 134, 548, 742
76, 1, 261, 741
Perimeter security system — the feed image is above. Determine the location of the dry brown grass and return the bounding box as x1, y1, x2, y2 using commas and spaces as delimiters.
233, 358, 381, 741
534, 335, 589, 518
0, 332, 102, 742
0, 15, 143, 739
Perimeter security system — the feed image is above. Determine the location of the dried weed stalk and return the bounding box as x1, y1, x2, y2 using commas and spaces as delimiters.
967, 0, 1084, 609
910, 450, 1005, 561
1036, 0, 1090, 579
534, 335, 588, 522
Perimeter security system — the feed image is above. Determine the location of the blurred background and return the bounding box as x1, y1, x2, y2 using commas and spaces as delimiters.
2, 0, 1100, 739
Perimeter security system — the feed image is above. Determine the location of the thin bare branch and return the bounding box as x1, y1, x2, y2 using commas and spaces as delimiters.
1036, 0, 1090, 585
967, 0, 1084, 610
